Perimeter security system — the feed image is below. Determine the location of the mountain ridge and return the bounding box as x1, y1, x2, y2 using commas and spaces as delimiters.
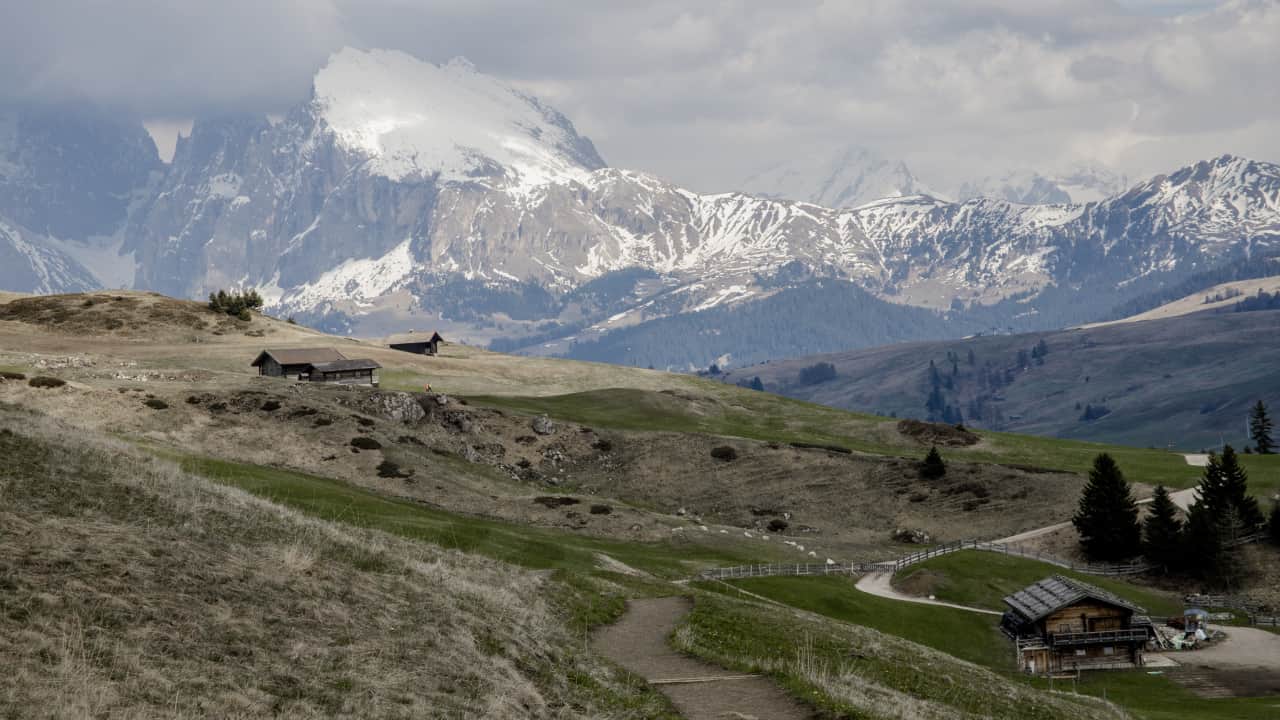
0, 48, 1277, 371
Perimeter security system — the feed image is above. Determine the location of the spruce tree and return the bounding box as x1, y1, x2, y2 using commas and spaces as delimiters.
1250, 400, 1274, 454
1218, 445, 1265, 532
920, 446, 946, 479
1142, 485, 1182, 574
1072, 453, 1142, 561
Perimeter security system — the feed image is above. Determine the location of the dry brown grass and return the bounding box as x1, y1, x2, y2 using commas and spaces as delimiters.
0, 411, 672, 719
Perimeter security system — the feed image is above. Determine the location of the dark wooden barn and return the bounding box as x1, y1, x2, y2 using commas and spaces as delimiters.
389, 331, 443, 356
250, 348, 347, 379
304, 359, 382, 386
1001, 575, 1153, 674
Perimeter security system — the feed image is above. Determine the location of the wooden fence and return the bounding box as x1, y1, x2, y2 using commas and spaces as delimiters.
1184, 590, 1277, 626
698, 531, 1270, 583
699, 561, 884, 581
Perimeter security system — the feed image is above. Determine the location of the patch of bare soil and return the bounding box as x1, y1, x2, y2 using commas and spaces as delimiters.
896, 419, 980, 447
593, 597, 813, 720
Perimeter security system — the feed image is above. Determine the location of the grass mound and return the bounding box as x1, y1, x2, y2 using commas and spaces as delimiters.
0, 416, 675, 719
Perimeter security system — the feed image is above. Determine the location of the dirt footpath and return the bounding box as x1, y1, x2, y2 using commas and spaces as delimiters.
593, 597, 812, 720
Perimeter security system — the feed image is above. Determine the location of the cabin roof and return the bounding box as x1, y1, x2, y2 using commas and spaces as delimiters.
251, 348, 346, 367
386, 331, 443, 345
1003, 575, 1144, 622
307, 358, 382, 373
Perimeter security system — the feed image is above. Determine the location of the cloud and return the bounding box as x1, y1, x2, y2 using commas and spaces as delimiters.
1, 0, 1275, 192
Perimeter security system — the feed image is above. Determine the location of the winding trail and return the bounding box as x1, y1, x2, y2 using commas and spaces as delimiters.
853, 469, 1202, 614
593, 597, 811, 720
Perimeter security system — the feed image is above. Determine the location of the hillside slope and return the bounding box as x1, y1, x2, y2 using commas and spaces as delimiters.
720, 309, 1280, 449
1087, 274, 1280, 327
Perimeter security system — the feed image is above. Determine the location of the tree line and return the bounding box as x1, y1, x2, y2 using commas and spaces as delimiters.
1073, 430, 1277, 589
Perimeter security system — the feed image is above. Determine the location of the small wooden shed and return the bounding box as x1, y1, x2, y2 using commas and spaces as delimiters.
389, 331, 444, 356
1001, 575, 1153, 674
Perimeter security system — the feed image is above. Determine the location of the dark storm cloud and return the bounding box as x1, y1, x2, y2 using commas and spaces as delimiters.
1, 1, 1275, 190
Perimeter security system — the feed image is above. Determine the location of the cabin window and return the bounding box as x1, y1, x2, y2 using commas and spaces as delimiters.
1103, 646, 1115, 656
1074, 649, 1086, 657
1058, 624, 1071, 634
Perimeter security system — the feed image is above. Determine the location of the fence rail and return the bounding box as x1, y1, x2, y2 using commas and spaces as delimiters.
697, 532, 1270, 583
698, 561, 884, 580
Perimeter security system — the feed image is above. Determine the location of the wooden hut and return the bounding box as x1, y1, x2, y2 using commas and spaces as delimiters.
303, 359, 381, 386
1001, 575, 1153, 674
388, 331, 444, 356
251, 348, 346, 379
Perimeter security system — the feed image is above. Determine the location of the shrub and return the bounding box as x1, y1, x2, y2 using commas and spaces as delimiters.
533, 496, 580, 509
28, 376, 66, 389
589, 504, 613, 515
1, 371, 25, 381
908, 492, 929, 503
766, 518, 789, 533
260, 400, 281, 412
350, 437, 382, 450
144, 398, 169, 410
313, 417, 333, 427
376, 460, 412, 479
710, 445, 738, 461
592, 438, 614, 452
207, 288, 264, 319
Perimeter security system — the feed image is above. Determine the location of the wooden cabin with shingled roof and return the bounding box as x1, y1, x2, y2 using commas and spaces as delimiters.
1001, 575, 1154, 674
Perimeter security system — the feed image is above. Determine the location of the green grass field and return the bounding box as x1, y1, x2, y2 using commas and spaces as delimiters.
179, 455, 764, 579
472, 386, 1280, 497
893, 550, 1184, 617
714, 575, 1279, 720
704, 575, 1009, 667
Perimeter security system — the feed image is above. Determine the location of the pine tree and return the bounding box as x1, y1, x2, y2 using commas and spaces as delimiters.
1142, 485, 1182, 574
1218, 445, 1265, 532
1072, 453, 1142, 561
920, 446, 946, 479
1250, 400, 1274, 454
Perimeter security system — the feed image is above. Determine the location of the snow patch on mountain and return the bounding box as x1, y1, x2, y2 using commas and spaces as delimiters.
314, 48, 605, 193
278, 238, 415, 309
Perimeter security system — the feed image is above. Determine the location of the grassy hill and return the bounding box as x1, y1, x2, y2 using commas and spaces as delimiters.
3, 290, 1278, 718
716, 309, 1280, 451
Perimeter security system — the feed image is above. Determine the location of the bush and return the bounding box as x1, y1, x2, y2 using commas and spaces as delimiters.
1, 371, 25, 381
533, 496, 580, 509
789, 441, 852, 454
260, 400, 281, 412
797, 362, 838, 386
766, 518, 789, 533
591, 438, 614, 452
27, 376, 65, 389
313, 417, 333, 427
376, 460, 412, 479
143, 398, 169, 410
207, 288, 264, 319
589, 504, 613, 515
710, 445, 738, 461
350, 437, 382, 450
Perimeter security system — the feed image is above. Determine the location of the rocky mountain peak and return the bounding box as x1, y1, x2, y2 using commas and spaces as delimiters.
310, 47, 605, 189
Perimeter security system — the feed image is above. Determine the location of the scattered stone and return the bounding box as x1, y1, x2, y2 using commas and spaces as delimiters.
891, 528, 933, 544
346, 392, 426, 423
531, 415, 555, 435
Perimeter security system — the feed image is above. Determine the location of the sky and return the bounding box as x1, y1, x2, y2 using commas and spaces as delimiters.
2, 0, 1277, 193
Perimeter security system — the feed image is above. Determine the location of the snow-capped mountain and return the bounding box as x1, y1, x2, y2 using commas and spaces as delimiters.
2, 48, 1278, 370
739, 146, 932, 208
0, 215, 100, 294
956, 163, 1128, 205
